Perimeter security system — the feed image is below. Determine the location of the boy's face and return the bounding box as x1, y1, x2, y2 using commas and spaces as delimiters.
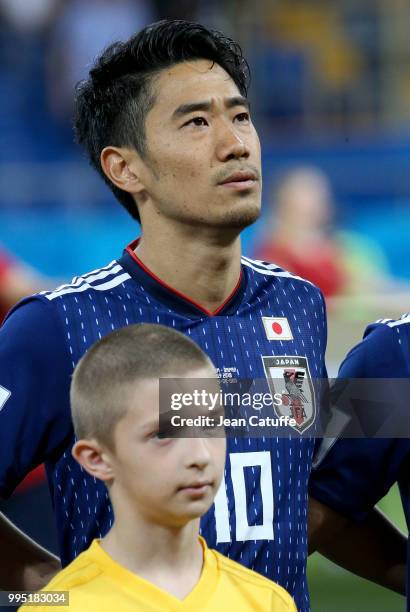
127, 59, 262, 229
106, 369, 226, 527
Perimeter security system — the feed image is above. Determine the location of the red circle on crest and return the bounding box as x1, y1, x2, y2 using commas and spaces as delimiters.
272, 322, 282, 335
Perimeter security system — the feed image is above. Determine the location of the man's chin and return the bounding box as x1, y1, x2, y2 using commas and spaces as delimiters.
180, 200, 261, 231
218, 203, 261, 230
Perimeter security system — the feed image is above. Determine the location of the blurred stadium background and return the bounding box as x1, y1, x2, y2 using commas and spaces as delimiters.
0, 1, 409, 610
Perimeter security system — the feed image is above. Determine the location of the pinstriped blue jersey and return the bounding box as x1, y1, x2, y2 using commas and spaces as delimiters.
310, 314, 410, 611
0, 243, 327, 611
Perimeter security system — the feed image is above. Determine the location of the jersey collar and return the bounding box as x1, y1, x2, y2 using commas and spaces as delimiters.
118, 238, 247, 318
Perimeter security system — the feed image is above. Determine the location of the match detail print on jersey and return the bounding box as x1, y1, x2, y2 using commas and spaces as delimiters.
0, 385, 11, 412
262, 355, 316, 434
262, 316, 293, 341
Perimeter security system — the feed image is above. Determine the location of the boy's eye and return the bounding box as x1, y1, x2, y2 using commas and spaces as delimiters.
156, 431, 169, 440
155, 426, 174, 440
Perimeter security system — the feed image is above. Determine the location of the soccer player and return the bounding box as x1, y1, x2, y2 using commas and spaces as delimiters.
0, 20, 327, 610
19, 323, 297, 611
309, 315, 409, 604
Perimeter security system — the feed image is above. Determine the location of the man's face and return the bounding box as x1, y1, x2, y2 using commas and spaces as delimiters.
108, 371, 226, 527
133, 59, 262, 229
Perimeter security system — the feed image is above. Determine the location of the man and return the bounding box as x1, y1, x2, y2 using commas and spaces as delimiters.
0, 20, 326, 611
309, 315, 408, 603
20, 323, 296, 611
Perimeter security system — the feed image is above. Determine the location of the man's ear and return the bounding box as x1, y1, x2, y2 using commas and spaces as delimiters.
72, 438, 115, 483
100, 146, 146, 197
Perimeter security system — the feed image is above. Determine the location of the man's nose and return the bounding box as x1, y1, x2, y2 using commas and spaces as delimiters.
215, 124, 250, 162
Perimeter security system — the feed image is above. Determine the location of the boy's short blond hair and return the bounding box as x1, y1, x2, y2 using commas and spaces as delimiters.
70, 323, 213, 448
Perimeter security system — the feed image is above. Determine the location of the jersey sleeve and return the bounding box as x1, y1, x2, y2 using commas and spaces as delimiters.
0, 297, 73, 498
309, 322, 407, 520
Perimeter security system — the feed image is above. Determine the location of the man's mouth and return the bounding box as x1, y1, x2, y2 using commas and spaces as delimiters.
218, 171, 258, 190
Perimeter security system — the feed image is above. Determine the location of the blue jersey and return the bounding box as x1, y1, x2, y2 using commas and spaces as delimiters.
309, 314, 410, 609
0, 243, 327, 611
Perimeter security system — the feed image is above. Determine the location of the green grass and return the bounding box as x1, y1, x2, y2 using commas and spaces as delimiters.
308, 485, 406, 611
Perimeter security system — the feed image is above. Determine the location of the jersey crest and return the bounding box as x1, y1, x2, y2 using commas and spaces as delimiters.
262, 355, 316, 433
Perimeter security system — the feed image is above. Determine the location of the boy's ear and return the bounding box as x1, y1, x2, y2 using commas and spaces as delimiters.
100, 146, 146, 197
72, 439, 114, 482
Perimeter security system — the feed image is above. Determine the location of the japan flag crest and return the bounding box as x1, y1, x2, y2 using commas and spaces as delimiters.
262, 316, 293, 341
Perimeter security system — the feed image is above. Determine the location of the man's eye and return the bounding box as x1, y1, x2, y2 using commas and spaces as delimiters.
235, 112, 250, 123
185, 117, 208, 127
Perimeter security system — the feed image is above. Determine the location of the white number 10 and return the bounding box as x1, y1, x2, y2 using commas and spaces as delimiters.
213, 451, 274, 542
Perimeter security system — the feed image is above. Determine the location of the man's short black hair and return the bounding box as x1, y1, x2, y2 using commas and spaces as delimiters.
73, 19, 250, 222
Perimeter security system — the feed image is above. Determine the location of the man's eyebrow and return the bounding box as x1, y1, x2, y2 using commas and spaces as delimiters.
172, 96, 250, 119
225, 96, 250, 110
172, 101, 212, 119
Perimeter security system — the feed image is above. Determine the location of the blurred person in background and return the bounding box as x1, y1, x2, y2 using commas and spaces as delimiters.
0, 0, 58, 33
47, 0, 154, 125
0, 0, 61, 159
255, 167, 390, 301
0, 247, 45, 324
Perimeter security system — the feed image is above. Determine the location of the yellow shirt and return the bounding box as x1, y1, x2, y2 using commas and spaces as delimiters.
19, 537, 296, 612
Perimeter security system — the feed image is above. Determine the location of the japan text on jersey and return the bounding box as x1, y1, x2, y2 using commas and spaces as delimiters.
0, 245, 327, 612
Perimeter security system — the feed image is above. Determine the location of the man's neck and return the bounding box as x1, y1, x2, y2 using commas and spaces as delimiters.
135, 225, 242, 314
101, 516, 203, 600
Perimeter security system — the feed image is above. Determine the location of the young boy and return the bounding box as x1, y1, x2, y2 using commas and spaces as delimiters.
20, 324, 296, 611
